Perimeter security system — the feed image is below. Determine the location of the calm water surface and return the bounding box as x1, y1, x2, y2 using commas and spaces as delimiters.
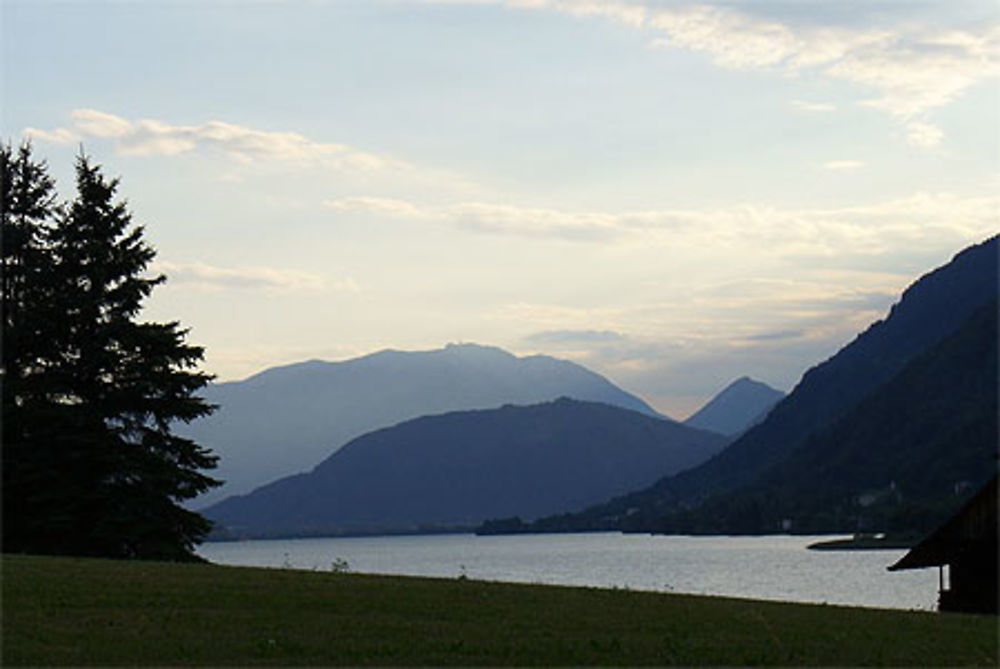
198, 533, 937, 611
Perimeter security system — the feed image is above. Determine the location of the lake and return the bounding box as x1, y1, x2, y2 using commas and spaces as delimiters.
198, 532, 938, 611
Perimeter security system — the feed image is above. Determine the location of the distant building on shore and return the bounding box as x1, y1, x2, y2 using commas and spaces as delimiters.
889, 475, 998, 614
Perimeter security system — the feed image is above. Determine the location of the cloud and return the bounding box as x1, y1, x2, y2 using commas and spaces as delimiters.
904, 120, 945, 148
791, 99, 837, 112
490, 302, 624, 329
25, 109, 409, 171
827, 27, 1000, 118
743, 329, 806, 342
646, 5, 895, 70
71, 108, 135, 139
20, 127, 77, 144
326, 197, 640, 241
691, 277, 897, 319
649, 10, 996, 146
326, 191, 1000, 254
542, 0, 647, 28
502, 276, 898, 349
823, 160, 865, 170
523, 329, 627, 345
152, 261, 359, 293
503, 271, 902, 416
507, 302, 874, 417
326, 196, 433, 220
447, 0, 999, 146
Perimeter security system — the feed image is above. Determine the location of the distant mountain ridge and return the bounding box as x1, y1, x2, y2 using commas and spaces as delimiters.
523, 235, 999, 535
182, 343, 663, 506
203, 398, 727, 538
684, 377, 784, 436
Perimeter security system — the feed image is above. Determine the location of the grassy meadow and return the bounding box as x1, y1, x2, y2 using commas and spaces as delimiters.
2, 553, 997, 666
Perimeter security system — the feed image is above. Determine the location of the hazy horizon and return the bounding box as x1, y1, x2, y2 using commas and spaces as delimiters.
4, 0, 996, 416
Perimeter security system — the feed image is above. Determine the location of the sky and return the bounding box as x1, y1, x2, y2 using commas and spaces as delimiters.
2, 0, 998, 418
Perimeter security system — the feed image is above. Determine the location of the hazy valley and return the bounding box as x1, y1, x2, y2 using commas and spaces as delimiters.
202, 236, 998, 542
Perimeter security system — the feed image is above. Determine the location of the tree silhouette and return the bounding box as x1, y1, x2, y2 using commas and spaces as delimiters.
2, 142, 62, 551
2, 144, 220, 560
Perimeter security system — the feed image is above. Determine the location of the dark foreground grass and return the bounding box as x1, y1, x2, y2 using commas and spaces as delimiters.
2, 554, 997, 666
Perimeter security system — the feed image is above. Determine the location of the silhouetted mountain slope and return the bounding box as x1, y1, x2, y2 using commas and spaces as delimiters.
528, 235, 998, 534
684, 377, 785, 436
631, 299, 998, 535
182, 343, 662, 506
636, 235, 997, 506
203, 398, 726, 537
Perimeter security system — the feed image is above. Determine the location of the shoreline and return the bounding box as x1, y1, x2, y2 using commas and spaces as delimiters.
807, 534, 916, 551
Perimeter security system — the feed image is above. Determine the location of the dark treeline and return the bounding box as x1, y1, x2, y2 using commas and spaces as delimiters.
1, 143, 219, 560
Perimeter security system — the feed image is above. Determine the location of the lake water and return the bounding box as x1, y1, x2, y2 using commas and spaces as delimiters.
198, 532, 939, 611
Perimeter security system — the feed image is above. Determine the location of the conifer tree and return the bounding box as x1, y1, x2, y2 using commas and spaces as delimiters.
1, 142, 62, 550
2, 146, 220, 559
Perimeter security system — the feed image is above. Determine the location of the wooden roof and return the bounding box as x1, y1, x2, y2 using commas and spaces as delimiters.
888, 475, 998, 571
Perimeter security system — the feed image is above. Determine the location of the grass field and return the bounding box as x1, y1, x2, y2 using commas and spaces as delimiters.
2, 553, 997, 666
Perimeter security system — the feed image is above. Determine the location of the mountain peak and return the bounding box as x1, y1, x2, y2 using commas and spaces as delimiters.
441, 342, 516, 358
444, 341, 499, 351
684, 377, 785, 437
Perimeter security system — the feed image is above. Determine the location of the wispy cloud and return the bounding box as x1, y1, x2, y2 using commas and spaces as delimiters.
501, 275, 898, 340
326, 196, 432, 220
326, 192, 999, 253
743, 329, 806, 342
827, 27, 1000, 118
491, 302, 624, 329
326, 197, 640, 241
791, 99, 837, 113
153, 261, 359, 293
904, 120, 945, 148
438, 0, 999, 147
646, 4, 893, 70
523, 329, 627, 345
22, 127, 77, 144
690, 276, 896, 317
26, 109, 409, 171
506, 270, 902, 416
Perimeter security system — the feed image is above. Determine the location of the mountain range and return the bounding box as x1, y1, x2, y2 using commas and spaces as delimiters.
197, 235, 997, 540
183, 343, 661, 506
523, 235, 999, 536
204, 398, 728, 537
